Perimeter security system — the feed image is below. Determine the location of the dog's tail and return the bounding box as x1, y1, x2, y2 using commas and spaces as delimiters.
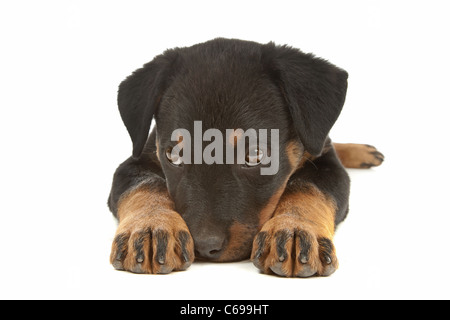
333, 143, 384, 169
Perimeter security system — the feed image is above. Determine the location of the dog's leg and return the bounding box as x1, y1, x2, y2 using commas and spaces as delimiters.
251, 144, 350, 277
334, 143, 384, 168
108, 131, 194, 274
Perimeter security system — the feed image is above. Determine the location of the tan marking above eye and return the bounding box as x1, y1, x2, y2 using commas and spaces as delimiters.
228, 129, 244, 146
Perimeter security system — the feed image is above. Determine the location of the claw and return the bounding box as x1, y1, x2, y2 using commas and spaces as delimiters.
275, 230, 291, 262
154, 230, 168, 265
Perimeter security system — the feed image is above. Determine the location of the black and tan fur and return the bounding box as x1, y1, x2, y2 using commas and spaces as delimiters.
108, 38, 384, 277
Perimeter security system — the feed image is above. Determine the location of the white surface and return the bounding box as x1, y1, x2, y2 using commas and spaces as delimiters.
1, 0, 449, 300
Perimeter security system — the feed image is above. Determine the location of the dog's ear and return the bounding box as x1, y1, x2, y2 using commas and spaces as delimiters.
262, 43, 348, 156
118, 51, 177, 158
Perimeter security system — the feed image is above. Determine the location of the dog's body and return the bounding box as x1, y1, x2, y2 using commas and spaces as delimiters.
108, 38, 383, 277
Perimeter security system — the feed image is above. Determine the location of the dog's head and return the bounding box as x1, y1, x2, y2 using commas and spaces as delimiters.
117, 38, 347, 261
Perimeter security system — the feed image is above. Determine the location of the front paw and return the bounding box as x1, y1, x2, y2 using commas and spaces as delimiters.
110, 211, 194, 274
251, 215, 338, 277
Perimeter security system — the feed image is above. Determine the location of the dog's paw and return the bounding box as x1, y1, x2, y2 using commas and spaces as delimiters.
335, 143, 384, 169
359, 144, 385, 168
110, 211, 194, 274
251, 215, 338, 277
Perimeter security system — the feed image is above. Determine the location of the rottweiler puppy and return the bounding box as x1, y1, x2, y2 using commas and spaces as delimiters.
108, 38, 384, 277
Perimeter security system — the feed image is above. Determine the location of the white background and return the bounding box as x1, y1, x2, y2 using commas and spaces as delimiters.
1, 0, 449, 300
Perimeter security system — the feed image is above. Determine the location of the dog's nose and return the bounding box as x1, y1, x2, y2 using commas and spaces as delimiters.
194, 235, 225, 260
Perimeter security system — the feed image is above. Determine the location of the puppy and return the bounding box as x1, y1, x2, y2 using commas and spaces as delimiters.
108, 38, 384, 277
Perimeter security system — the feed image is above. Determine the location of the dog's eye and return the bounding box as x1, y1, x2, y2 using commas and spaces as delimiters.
245, 148, 264, 167
166, 147, 183, 166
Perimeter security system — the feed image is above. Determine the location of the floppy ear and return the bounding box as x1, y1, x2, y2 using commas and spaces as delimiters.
262, 43, 348, 156
118, 51, 177, 158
